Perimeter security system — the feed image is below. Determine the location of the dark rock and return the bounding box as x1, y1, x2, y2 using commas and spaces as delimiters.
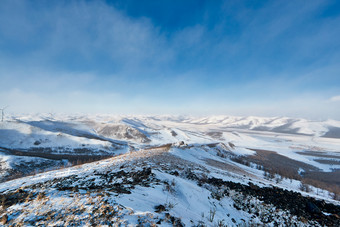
154, 204, 166, 213
171, 130, 177, 137
233, 204, 241, 210
248, 182, 259, 190
306, 202, 321, 214
0, 189, 32, 208
170, 171, 179, 176
193, 175, 340, 226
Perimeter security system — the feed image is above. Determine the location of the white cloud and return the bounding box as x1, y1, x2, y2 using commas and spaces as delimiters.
329, 95, 340, 102
0, 89, 123, 114
0, 0, 339, 120
0, 0, 173, 75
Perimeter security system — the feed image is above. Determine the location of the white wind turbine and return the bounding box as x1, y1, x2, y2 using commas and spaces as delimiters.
0, 106, 9, 122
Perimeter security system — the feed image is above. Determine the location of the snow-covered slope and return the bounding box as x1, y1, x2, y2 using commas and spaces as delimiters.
0, 144, 339, 226
0, 114, 339, 225
1, 114, 340, 174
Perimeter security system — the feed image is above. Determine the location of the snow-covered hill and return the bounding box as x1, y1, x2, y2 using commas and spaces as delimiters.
0, 114, 339, 225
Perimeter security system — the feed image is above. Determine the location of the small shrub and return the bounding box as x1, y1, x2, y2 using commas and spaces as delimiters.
208, 207, 216, 222
163, 179, 176, 194
264, 171, 275, 180
36, 192, 46, 200
230, 156, 251, 167
299, 183, 312, 192
217, 219, 226, 227
275, 175, 283, 184
166, 201, 178, 209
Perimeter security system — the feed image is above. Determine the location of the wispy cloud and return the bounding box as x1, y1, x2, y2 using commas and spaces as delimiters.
329, 95, 340, 102
0, 0, 339, 119
0, 0, 172, 74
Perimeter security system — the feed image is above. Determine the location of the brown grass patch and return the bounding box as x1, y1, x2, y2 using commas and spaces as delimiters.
238, 148, 340, 198
296, 151, 340, 159
314, 159, 340, 165
246, 149, 318, 179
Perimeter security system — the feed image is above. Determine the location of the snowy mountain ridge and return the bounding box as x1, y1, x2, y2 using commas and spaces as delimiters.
8, 113, 340, 137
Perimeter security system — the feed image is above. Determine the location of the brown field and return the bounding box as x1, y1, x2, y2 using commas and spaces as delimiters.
246, 148, 318, 179
235, 148, 340, 197
314, 159, 340, 165
296, 151, 340, 159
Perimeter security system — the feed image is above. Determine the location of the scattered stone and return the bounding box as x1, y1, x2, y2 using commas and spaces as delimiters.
170, 171, 179, 176
196, 176, 340, 226
154, 204, 166, 213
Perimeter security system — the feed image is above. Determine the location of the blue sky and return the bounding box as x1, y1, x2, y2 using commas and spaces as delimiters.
0, 0, 340, 119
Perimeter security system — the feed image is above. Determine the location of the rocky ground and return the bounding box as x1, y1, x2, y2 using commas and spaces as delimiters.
0, 145, 339, 226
